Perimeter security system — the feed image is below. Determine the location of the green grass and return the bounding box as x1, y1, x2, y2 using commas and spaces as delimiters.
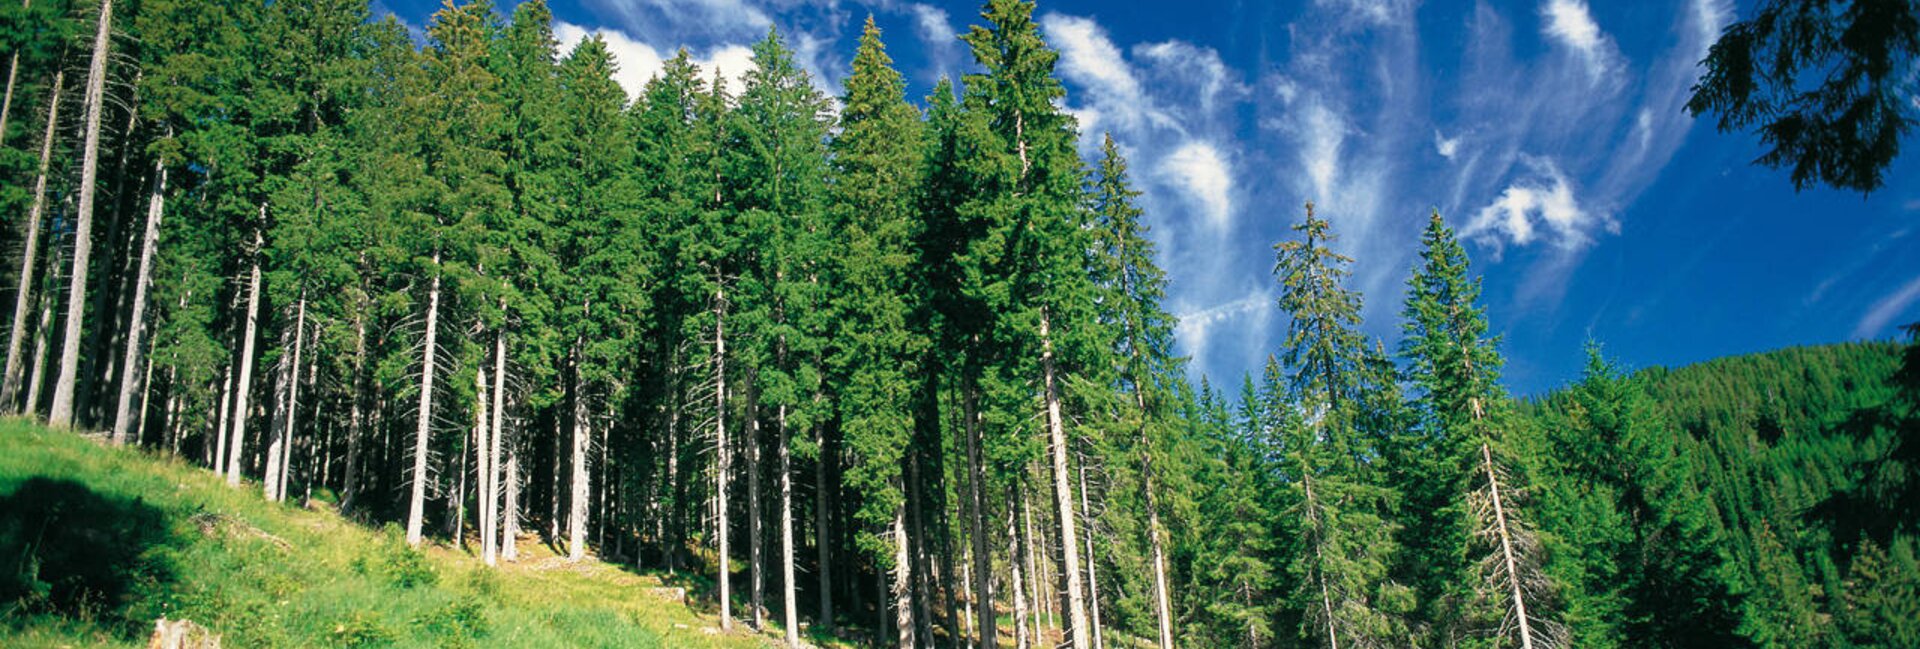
0, 419, 771, 648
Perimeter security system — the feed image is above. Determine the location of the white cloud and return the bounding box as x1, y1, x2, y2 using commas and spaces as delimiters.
1464, 156, 1615, 257
583, 0, 771, 41
1314, 0, 1414, 26
1435, 129, 1461, 159
1159, 141, 1234, 230
1175, 291, 1272, 374
554, 21, 756, 99
1541, 0, 1618, 82
1298, 100, 1347, 204
1136, 40, 1246, 115
1041, 14, 1172, 132
1855, 275, 1920, 339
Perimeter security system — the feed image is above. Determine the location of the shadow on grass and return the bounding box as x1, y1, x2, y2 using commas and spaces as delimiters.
0, 477, 178, 637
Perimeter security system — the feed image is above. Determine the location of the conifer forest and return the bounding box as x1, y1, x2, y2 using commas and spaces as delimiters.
0, 0, 1916, 647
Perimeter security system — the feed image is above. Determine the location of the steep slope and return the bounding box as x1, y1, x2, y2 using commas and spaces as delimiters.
0, 420, 771, 648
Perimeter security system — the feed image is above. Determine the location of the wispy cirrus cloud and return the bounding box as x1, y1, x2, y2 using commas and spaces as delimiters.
1855, 275, 1920, 339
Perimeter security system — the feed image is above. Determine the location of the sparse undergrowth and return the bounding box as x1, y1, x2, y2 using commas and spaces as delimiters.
0, 419, 772, 648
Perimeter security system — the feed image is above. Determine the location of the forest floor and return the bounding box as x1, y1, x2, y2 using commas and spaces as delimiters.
0, 419, 777, 648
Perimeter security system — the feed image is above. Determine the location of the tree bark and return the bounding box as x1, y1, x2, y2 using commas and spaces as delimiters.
212, 361, 232, 471
405, 253, 442, 547
2, 69, 61, 410
568, 341, 589, 562
225, 226, 265, 486
48, 0, 114, 427
894, 501, 916, 649
342, 305, 367, 511
503, 434, 522, 561
963, 381, 996, 649
779, 404, 799, 647
25, 253, 54, 416
0, 0, 25, 149
474, 363, 489, 557
715, 285, 732, 628
484, 327, 505, 565
266, 295, 305, 502
815, 418, 833, 634
1483, 442, 1537, 649
1038, 309, 1090, 649
110, 156, 165, 444
748, 382, 763, 629
1078, 461, 1105, 649
1009, 488, 1030, 649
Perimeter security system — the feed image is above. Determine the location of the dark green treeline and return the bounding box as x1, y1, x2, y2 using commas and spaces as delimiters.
0, 0, 1914, 647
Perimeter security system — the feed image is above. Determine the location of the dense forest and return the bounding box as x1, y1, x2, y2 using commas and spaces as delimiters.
0, 0, 1916, 647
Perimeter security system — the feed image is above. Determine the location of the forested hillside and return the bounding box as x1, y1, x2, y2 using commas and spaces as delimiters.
0, 0, 1915, 647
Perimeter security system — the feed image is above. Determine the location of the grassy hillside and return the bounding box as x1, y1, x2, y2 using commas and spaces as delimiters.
0, 419, 772, 648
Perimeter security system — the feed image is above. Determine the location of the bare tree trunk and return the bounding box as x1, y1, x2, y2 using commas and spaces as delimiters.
484, 327, 505, 565
815, 419, 833, 634
568, 343, 589, 562
48, 0, 115, 427
1136, 412, 1174, 649
908, 451, 933, 645
1021, 488, 1041, 639
225, 226, 264, 485
1009, 488, 1030, 649
962, 382, 996, 649
266, 296, 305, 502
503, 433, 522, 561
1078, 461, 1105, 649
405, 254, 442, 547
779, 404, 799, 647
961, 538, 976, 649
894, 502, 916, 649
342, 306, 367, 511
474, 363, 489, 557
2, 69, 61, 410
715, 285, 732, 628
25, 256, 54, 416
0, 0, 25, 148
1037, 310, 1089, 649
212, 362, 232, 471
1482, 442, 1538, 649
747, 382, 763, 629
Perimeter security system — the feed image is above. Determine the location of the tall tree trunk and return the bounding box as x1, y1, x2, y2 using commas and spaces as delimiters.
110, 156, 165, 444
266, 295, 305, 501
474, 363, 489, 556
815, 418, 833, 634
1482, 442, 1538, 649
894, 501, 916, 649
0, 0, 25, 148
503, 432, 521, 561
1021, 487, 1041, 639
342, 305, 367, 511
484, 327, 505, 566
963, 381, 995, 649
1009, 487, 1030, 649
225, 226, 265, 485
212, 362, 232, 471
748, 382, 763, 629
48, 0, 114, 427
1136, 408, 1174, 649
568, 341, 589, 562
779, 404, 799, 647
1078, 461, 1105, 649
908, 448, 933, 645
405, 254, 442, 547
25, 248, 55, 416
2, 69, 61, 410
715, 285, 732, 628
1038, 309, 1089, 649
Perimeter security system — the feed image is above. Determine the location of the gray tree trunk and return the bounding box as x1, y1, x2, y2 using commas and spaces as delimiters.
779, 405, 799, 647
474, 363, 489, 557
2, 69, 62, 410
1009, 488, 1030, 649
25, 254, 54, 416
568, 348, 589, 562
503, 435, 521, 561
815, 419, 832, 634
715, 286, 732, 628
484, 328, 505, 565
0, 0, 25, 148
405, 255, 442, 547
48, 0, 114, 427
894, 502, 915, 649
1079, 461, 1105, 649
225, 227, 264, 486
962, 384, 995, 648
212, 362, 231, 472
747, 383, 763, 629
266, 296, 305, 502
1038, 310, 1089, 649
109, 155, 164, 444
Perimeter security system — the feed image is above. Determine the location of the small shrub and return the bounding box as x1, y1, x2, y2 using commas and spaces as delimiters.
331, 610, 396, 647
352, 525, 437, 589
414, 596, 488, 646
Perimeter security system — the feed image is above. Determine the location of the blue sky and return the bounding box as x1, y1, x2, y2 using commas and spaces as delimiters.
378, 0, 1920, 395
